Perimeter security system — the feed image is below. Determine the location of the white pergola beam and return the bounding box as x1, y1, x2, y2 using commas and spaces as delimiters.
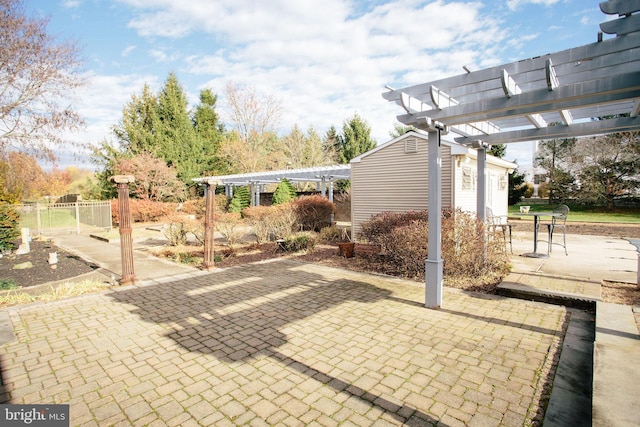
399, 72, 640, 127
454, 116, 640, 145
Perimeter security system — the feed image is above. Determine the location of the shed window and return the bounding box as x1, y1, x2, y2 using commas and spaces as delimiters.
404, 138, 418, 153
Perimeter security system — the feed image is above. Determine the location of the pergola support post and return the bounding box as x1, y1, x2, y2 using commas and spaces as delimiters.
476, 145, 487, 222
110, 175, 136, 286
426, 127, 444, 308
203, 179, 217, 270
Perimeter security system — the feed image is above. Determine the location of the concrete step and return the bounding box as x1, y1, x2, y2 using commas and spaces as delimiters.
592, 301, 640, 427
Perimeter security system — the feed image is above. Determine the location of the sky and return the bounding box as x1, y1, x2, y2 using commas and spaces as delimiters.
27, 0, 609, 172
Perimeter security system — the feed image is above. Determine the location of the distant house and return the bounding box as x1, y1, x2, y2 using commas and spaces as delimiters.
350, 131, 516, 238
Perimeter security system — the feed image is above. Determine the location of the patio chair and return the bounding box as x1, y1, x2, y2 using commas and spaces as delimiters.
486, 207, 512, 253
539, 204, 570, 255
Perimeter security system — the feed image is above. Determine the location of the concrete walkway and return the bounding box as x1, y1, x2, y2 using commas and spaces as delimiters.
501, 230, 640, 427
0, 229, 638, 425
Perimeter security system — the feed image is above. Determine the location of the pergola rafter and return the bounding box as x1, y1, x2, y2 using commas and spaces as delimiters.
383, 0, 640, 308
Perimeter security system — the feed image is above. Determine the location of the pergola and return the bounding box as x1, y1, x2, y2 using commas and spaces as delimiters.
195, 165, 351, 205
383, 0, 640, 308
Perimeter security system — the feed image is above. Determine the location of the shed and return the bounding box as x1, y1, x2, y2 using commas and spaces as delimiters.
350, 131, 516, 238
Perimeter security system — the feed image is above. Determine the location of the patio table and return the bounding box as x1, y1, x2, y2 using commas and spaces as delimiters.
518, 211, 562, 258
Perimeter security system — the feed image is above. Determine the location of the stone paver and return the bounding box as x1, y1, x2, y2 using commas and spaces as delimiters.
0, 259, 568, 425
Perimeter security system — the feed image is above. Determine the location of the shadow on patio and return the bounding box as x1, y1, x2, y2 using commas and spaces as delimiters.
108, 258, 568, 425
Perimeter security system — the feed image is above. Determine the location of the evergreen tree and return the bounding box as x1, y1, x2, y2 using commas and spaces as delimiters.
488, 144, 506, 158
508, 168, 528, 205
389, 122, 416, 138
192, 88, 225, 176
113, 84, 160, 155
155, 72, 200, 182
272, 179, 297, 205
229, 186, 251, 213
338, 114, 376, 164
323, 125, 340, 163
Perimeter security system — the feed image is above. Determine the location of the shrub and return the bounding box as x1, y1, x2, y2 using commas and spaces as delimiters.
243, 204, 297, 243
0, 204, 20, 251
181, 194, 227, 218
272, 179, 297, 205
111, 199, 177, 225
279, 232, 316, 253
0, 278, 18, 290
318, 225, 350, 242
292, 195, 335, 231
359, 208, 509, 282
162, 214, 191, 246
229, 186, 251, 213
360, 210, 429, 244
215, 212, 245, 251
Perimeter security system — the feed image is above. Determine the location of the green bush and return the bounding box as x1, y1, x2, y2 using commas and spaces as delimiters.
229, 186, 251, 213
272, 179, 297, 205
0, 278, 18, 290
0, 204, 20, 251
292, 195, 335, 231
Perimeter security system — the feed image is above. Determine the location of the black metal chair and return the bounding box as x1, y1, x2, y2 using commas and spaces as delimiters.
543, 204, 570, 255
486, 207, 513, 253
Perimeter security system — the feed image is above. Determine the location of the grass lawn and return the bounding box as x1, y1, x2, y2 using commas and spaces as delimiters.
509, 203, 640, 223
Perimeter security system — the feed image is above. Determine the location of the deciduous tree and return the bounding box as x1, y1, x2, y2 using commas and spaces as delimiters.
0, 0, 85, 160
115, 151, 186, 202
223, 82, 283, 146
534, 135, 577, 203
574, 131, 640, 209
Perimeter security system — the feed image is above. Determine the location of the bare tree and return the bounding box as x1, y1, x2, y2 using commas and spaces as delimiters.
0, 0, 85, 160
116, 152, 186, 202
223, 82, 283, 146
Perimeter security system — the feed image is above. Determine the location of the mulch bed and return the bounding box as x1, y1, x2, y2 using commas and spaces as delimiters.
0, 239, 99, 289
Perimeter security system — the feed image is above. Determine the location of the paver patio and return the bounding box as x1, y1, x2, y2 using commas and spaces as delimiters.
0, 259, 569, 426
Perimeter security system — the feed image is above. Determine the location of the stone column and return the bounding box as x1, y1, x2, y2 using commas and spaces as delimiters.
110, 175, 136, 285
203, 179, 217, 270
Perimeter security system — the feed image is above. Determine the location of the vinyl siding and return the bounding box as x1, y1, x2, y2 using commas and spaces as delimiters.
351, 135, 453, 238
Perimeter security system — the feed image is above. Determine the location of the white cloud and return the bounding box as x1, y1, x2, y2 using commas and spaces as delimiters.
506, 0, 561, 11
121, 45, 136, 56
130, 0, 504, 142
62, 0, 81, 9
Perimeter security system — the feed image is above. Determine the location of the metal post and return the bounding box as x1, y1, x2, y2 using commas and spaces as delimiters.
110, 175, 136, 285
329, 179, 335, 224
203, 179, 217, 270
36, 202, 41, 236
75, 201, 81, 234
426, 127, 443, 308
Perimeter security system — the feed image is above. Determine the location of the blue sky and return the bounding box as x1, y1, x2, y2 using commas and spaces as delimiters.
28, 0, 608, 171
